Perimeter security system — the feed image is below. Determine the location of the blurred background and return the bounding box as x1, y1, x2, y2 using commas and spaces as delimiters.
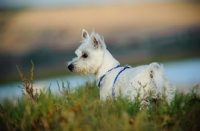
0, 0, 200, 98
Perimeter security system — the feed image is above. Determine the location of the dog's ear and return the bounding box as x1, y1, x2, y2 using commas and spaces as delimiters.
91, 30, 106, 49
93, 36, 106, 50
93, 36, 99, 49
82, 29, 89, 41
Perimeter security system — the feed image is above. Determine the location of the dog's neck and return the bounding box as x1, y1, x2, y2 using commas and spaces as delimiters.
95, 49, 120, 81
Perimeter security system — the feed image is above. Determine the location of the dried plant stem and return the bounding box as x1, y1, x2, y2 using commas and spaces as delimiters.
57, 80, 70, 103
16, 61, 37, 104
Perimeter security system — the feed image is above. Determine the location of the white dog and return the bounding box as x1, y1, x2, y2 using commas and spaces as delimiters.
67, 29, 176, 106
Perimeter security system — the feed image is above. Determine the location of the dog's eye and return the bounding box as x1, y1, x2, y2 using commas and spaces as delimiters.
82, 53, 88, 58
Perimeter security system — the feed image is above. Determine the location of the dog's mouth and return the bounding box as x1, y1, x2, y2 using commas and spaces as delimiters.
67, 64, 88, 75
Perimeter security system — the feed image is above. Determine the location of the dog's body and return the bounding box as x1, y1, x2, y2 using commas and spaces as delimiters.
68, 29, 176, 106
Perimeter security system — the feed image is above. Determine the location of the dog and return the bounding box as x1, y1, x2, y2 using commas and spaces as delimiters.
67, 29, 176, 106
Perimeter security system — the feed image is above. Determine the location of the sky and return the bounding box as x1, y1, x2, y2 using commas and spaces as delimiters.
0, 0, 193, 9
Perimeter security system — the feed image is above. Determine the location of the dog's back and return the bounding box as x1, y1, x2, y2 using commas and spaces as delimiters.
112, 63, 176, 106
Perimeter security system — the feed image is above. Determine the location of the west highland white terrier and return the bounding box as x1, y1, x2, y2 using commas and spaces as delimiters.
67, 29, 176, 106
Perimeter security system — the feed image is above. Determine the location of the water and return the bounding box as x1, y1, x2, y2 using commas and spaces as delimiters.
0, 58, 200, 101
0, 75, 94, 101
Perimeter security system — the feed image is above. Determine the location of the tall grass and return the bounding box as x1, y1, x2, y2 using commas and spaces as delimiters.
0, 63, 200, 131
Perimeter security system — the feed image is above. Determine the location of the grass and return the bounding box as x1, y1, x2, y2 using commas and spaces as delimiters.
0, 63, 200, 131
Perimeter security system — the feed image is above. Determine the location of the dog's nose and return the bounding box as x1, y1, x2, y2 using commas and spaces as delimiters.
68, 64, 74, 71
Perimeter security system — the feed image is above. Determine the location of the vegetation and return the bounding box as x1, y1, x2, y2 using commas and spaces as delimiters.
0, 63, 200, 131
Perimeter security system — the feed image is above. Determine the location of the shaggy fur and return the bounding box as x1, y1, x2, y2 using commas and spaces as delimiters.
68, 29, 176, 106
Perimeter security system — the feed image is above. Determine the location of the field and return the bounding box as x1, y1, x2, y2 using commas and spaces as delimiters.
0, 64, 200, 131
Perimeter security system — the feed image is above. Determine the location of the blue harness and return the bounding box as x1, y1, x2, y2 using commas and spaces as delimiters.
98, 65, 130, 97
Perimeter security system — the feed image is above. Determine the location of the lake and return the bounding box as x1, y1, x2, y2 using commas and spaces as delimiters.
0, 58, 200, 102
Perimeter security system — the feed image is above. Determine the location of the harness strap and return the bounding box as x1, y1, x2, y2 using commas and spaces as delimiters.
97, 65, 131, 98
98, 65, 120, 88
112, 65, 130, 97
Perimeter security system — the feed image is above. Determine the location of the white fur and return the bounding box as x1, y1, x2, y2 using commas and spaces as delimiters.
68, 29, 176, 106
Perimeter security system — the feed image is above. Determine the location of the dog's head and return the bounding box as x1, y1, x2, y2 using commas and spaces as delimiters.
67, 29, 106, 75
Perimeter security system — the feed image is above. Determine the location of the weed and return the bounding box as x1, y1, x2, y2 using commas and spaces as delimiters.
16, 61, 38, 104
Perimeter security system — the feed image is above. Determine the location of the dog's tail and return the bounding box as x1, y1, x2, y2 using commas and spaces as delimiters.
149, 63, 176, 104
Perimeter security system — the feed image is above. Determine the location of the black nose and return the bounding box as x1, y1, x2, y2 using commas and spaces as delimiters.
68, 64, 74, 71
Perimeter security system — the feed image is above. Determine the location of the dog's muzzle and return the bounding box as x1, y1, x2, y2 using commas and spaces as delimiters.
68, 64, 74, 71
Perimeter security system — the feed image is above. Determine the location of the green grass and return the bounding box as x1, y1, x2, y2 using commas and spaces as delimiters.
0, 81, 200, 131
0, 62, 200, 131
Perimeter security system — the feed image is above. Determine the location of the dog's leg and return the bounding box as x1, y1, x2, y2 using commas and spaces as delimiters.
131, 66, 157, 107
